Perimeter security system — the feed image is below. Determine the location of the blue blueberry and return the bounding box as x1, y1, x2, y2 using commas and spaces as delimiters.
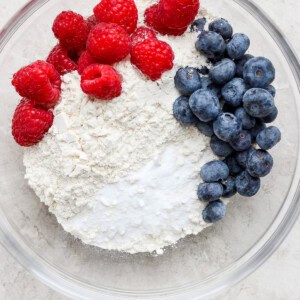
208, 18, 233, 40
260, 106, 278, 123
243, 57, 275, 88
196, 121, 214, 137
265, 85, 276, 97
210, 135, 233, 157
243, 88, 275, 118
250, 121, 266, 143
189, 89, 221, 122
235, 54, 254, 78
174, 67, 202, 95
221, 78, 247, 107
191, 17, 207, 32
256, 126, 281, 150
202, 200, 226, 223
230, 130, 252, 151
213, 113, 242, 142
226, 33, 250, 60
197, 182, 224, 202
247, 149, 273, 177
234, 107, 256, 130
200, 160, 229, 182
173, 96, 198, 125
209, 58, 236, 85
236, 171, 261, 197
201, 76, 222, 98
224, 155, 243, 175
222, 176, 237, 198
195, 31, 226, 59
235, 146, 256, 168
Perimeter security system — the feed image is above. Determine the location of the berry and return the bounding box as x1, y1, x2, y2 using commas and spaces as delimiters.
234, 107, 256, 130
195, 31, 226, 59
78, 51, 97, 75
250, 121, 266, 143
201, 77, 222, 98
247, 149, 273, 177
174, 67, 202, 95
224, 155, 243, 176
260, 106, 278, 123
209, 59, 236, 85
230, 130, 252, 151
130, 27, 157, 48
210, 135, 233, 157
189, 89, 221, 122
243, 88, 275, 118
235, 54, 254, 78
236, 171, 261, 197
256, 126, 281, 150
46, 44, 78, 75
94, 0, 138, 34
86, 15, 99, 31
213, 113, 242, 142
131, 39, 174, 80
265, 85, 276, 97
87, 23, 130, 64
52, 11, 89, 51
81, 64, 122, 100
235, 146, 255, 168
202, 200, 226, 223
197, 183, 223, 202
226, 33, 250, 60
208, 18, 233, 40
221, 78, 247, 107
243, 57, 275, 88
173, 96, 198, 125
12, 60, 61, 109
12, 99, 54, 147
222, 176, 237, 198
196, 121, 214, 137
200, 160, 229, 183
191, 17, 207, 32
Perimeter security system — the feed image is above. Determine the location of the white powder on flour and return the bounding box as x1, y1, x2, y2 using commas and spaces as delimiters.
24, 2, 216, 254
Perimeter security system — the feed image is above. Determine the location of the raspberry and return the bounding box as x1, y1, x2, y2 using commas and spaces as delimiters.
87, 23, 130, 64
94, 0, 138, 34
12, 60, 61, 109
81, 64, 122, 100
86, 15, 99, 31
12, 99, 54, 147
78, 51, 97, 75
130, 27, 157, 48
46, 44, 78, 75
52, 11, 89, 51
131, 39, 174, 80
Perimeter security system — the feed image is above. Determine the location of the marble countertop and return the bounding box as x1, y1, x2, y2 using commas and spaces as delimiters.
0, 0, 299, 299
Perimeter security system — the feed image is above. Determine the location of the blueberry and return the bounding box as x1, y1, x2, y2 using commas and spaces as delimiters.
202, 200, 226, 223
210, 135, 233, 157
265, 85, 276, 97
235, 54, 254, 77
243, 88, 275, 118
196, 121, 214, 137
247, 149, 273, 177
197, 182, 224, 202
173, 96, 198, 125
195, 31, 226, 59
222, 176, 237, 198
256, 126, 281, 150
221, 78, 247, 107
200, 160, 229, 182
243, 57, 275, 88
201, 77, 222, 98
209, 59, 236, 85
189, 89, 221, 122
174, 67, 202, 95
250, 121, 266, 143
226, 33, 250, 60
230, 130, 252, 151
213, 113, 242, 142
224, 155, 243, 175
236, 171, 261, 197
208, 18, 233, 40
235, 146, 256, 168
260, 106, 278, 123
234, 107, 256, 130
191, 17, 207, 32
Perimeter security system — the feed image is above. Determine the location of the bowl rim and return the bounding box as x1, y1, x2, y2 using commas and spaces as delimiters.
0, 0, 300, 299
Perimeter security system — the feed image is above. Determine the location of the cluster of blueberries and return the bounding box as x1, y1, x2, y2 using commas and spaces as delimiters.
173, 18, 281, 224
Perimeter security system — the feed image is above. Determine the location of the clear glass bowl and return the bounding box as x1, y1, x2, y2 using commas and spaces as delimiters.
0, 0, 299, 299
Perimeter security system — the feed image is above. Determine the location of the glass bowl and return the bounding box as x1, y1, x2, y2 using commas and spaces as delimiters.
0, 0, 299, 299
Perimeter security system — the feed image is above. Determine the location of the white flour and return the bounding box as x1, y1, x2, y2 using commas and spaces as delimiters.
23, 2, 215, 254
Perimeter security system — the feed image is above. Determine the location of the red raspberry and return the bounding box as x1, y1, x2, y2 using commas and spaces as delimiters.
78, 51, 98, 75
12, 60, 61, 109
94, 0, 138, 34
81, 64, 122, 100
12, 99, 54, 147
52, 11, 89, 51
46, 44, 78, 75
131, 39, 174, 80
87, 23, 130, 64
130, 27, 157, 48
86, 15, 99, 31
